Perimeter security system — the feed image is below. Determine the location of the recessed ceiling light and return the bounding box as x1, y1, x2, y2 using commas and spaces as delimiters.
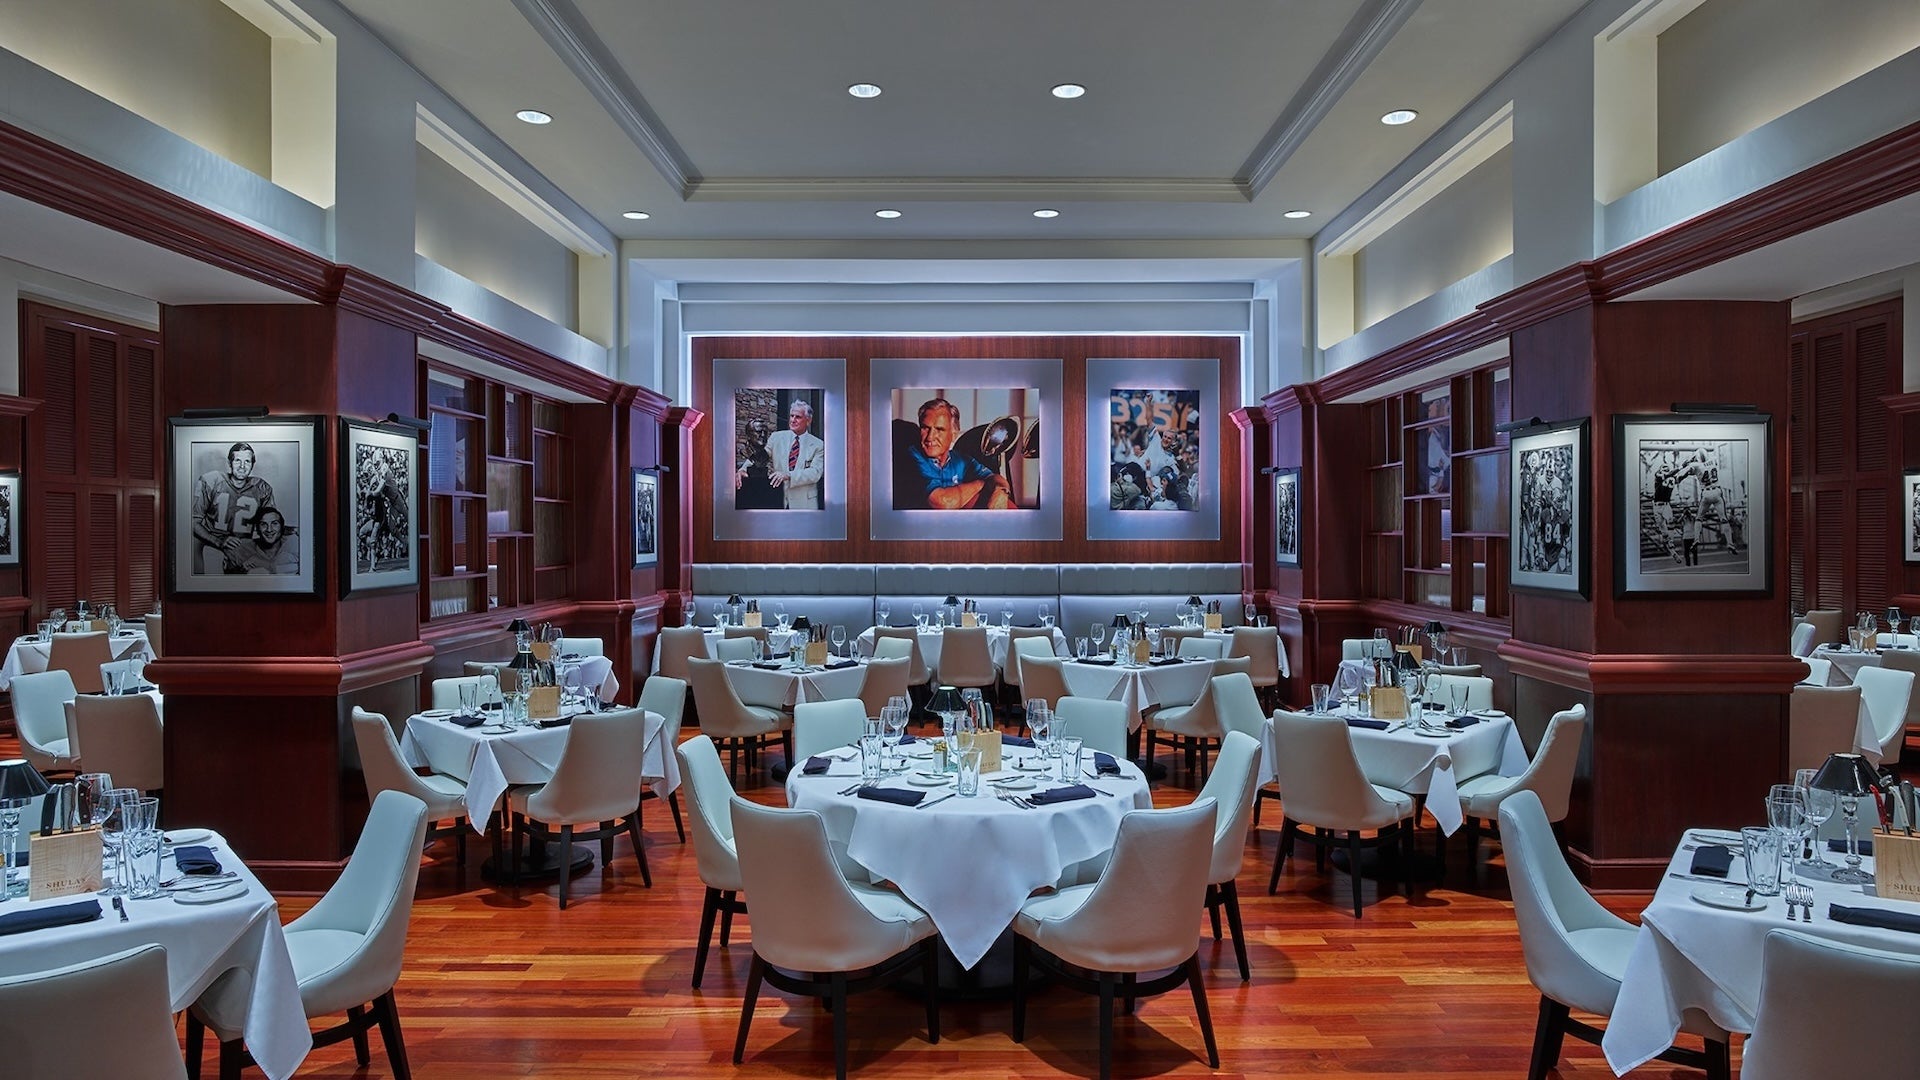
847, 83, 883, 99
1283, 210, 1312, 220
1051, 83, 1086, 99
622, 211, 651, 220
874, 208, 902, 219
1380, 109, 1419, 126
1032, 209, 1060, 219
515, 109, 553, 125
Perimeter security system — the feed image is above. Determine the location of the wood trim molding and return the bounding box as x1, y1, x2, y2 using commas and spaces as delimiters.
147, 640, 436, 696
0, 395, 43, 419
1498, 640, 1806, 693
1568, 849, 1672, 892
665, 406, 706, 432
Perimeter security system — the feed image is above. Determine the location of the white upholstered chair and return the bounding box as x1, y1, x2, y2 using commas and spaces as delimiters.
936, 626, 997, 698
429, 674, 497, 710
636, 675, 688, 842
676, 734, 747, 988
1341, 637, 1393, 661
1788, 621, 1816, 657
1012, 800, 1219, 1080
143, 612, 164, 658
1851, 664, 1913, 762
1789, 684, 1864, 777
873, 625, 931, 687
1176, 636, 1227, 659
508, 707, 654, 908
10, 669, 81, 773
1739, 929, 1920, 1080
189, 790, 431, 1080
1004, 626, 1059, 698
857, 656, 910, 719
0, 945, 188, 1080
1146, 668, 1230, 780
1195, 730, 1262, 981
1799, 656, 1833, 685
1016, 652, 1071, 712
1052, 696, 1128, 759
655, 625, 709, 681
729, 797, 939, 1080
793, 698, 869, 761
1498, 790, 1730, 1080
1227, 626, 1282, 708
1264, 710, 1416, 918
714, 636, 759, 662
560, 655, 615, 702
1453, 704, 1587, 871
351, 707, 470, 872
557, 636, 604, 658
65, 693, 164, 793
722, 625, 771, 648
1874, 648, 1920, 756
687, 657, 788, 780
1429, 673, 1494, 713
47, 631, 111, 694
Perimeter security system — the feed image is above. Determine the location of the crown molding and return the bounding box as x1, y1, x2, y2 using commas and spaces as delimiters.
683, 175, 1251, 203
415, 105, 611, 257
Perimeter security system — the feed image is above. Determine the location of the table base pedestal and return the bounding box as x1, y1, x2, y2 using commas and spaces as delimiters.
1327, 845, 1444, 884
895, 929, 1035, 1000
481, 840, 594, 884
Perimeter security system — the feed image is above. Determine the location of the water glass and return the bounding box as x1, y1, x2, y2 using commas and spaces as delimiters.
956, 748, 983, 797
125, 796, 161, 899
1449, 683, 1470, 717
103, 665, 123, 697
506, 691, 529, 728
1075, 636, 1089, 660
1354, 692, 1372, 720
99, 788, 140, 897
35, 620, 52, 643
1039, 602, 1053, 628
1057, 736, 1085, 784
1742, 826, 1784, 896
860, 732, 884, 782
1310, 683, 1332, 714
459, 681, 479, 716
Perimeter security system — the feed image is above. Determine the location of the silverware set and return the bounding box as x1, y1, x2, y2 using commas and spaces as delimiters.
1784, 882, 1815, 922
160, 871, 240, 893
996, 790, 1039, 810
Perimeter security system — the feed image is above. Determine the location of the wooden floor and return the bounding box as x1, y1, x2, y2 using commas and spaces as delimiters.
10, 733, 1738, 1077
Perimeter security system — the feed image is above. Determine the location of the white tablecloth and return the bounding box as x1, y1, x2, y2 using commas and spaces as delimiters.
1258, 711, 1527, 835
1603, 832, 1920, 1074
400, 708, 680, 830
722, 659, 867, 709
0, 833, 309, 1079
554, 654, 619, 701
785, 745, 1152, 969
649, 628, 802, 673
0, 631, 152, 690
856, 625, 1067, 670
1059, 658, 1216, 730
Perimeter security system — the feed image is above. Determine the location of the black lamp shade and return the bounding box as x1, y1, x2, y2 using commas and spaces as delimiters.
943, 595, 960, 606
792, 616, 812, 632
1888, 607, 1904, 624
0, 759, 49, 802
506, 617, 532, 634
1812, 753, 1878, 797
927, 685, 965, 715
1112, 614, 1130, 628
1424, 620, 1447, 635
1186, 595, 1203, 606
726, 593, 743, 605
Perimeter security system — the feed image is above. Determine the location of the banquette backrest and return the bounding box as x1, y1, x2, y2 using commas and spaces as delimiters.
691, 563, 877, 631
872, 564, 1060, 626
1056, 563, 1244, 632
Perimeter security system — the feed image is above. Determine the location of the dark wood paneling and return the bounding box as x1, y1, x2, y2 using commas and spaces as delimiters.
689, 336, 1240, 565
1509, 305, 1596, 655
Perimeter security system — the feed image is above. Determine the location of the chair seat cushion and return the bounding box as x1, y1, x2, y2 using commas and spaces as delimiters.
1370, 784, 1416, 822
27, 739, 78, 771
420, 772, 468, 797
743, 704, 785, 726
1013, 883, 1094, 938
1567, 925, 1639, 985
506, 784, 547, 816
1150, 705, 1218, 739
1455, 772, 1519, 819
849, 882, 936, 929
285, 927, 383, 1015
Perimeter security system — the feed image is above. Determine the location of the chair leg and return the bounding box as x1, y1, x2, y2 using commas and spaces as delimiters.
185, 1012, 205, 1080
921, 941, 941, 1044
218, 1039, 245, 1080
346, 1004, 372, 1065
600, 819, 615, 866
1097, 972, 1117, 1080
1253, 787, 1264, 825
374, 990, 413, 1080
733, 954, 765, 1064
557, 824, 573, 909
1186, 954, 1220, 1068
1348, 831, 1364, 919
1704, 1037, 1732, 1080
1012, 934, 1029, 1043
454, 823, 467, 872
668, 791, 686, 843
1122, 972, 1136, 1016
625, 812, 653, 887
1222, 880, 1250, 982
720, 893, 736, 945
692, 886, 721, 988
1206, 883, 1223, 939
1315, 828, 1329, 872
1526, 994, 1569, 1080
829, 972, 850, 1080
1269, 818, 1294, 894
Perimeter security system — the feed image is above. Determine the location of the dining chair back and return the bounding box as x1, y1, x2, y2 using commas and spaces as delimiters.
1157, 626, 1204, 651
1176, 636, 1227, 659
1873, 647, 1920, 741
1803, 609, 1845, 651
794, 699, 869, 761
1788, 684, 1864, 776
1799, 656, 1833, 685
66, 693, 164, 792
350, 707, 467, 823
1428, 662, 1483, 676
638, 675, 688, 740
857, 656, 911, 719
937, 627, 997, 693
561, 655, 616, 700
1227, 626, 1281, 690
47, 632, 111, 694
1005, 626, 1058, 693
0, 945, 188, 1080
1051, 697, 1128, 757
656, 626, 710, 680
9, 669, 80, 773
1429, 673, 1494, 712
723, 625, 771, 645
686, 658, 784, 739
1453, 706, 1588, 870
190, 790, 431, 1080
1267, 711, 1407, 833
1017, 653, 1071, 711
143, 612, 164, 658
430, 674, 497, 710
1195, 730, 1262, 980
714, 636, 759, 662
1739, 929, 1920, 1080
1788, 621, 1816, 657
522, 708, 649, 825
1341, 637, 1393, 661
557, 636, 605, 658
1209, 672, 1266, 742
461, 661, 502, 682
1851, 664, 1914, 761
675, 735, 747, 988
873, 626, 931, 685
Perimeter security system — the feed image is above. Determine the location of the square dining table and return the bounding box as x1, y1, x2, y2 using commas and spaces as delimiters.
0, 629, 152, 690
1059, 657, 1217, 729
1258, 710, 1527, 835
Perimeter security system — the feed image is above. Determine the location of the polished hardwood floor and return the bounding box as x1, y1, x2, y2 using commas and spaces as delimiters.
8, 732, 1734, 1078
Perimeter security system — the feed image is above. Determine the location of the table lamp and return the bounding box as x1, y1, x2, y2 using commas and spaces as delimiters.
1812, 752, 1879, 884
1424, 619, 1448, 663
0, 759, 49, 899
928, 685, 967, 740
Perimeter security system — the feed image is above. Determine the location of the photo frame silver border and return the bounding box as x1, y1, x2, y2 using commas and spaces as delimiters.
633, 467, 660, 568
167, 414, 324, 597
339, 418, 420, 597
869, 357, 1063, 541
0, 471, 21, 569
1083, 357, 1222, 541
1274, 467, 1302, 567
710, 358, 847, 541
1613, 412, 1772, 597
1508, 418, 1589, 598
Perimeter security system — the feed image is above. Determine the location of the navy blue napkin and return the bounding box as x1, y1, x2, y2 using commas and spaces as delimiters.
1689, 845, 1734, 878
1149, 656, 1186, 666
1345, 718, 1390, 731
826, 659, 861, 670
802, 755, 833, 775
1828, 838, 1876, 856
897, 732, 918, 744
0, 900, 102, 936
1029, 784, 1097, 805
1829, 904, 1920, 933
449, 714, 486, 728
1446, 716, 1485, 729
480, 701, 502, 712
536, 716, 572, 729
1002, 735, 1036, 748
1079, 658, 1118, 667
1091, 752, 1122, 776
172, 845, 222, 875
855, 787, 926, 807
751, 661, 785, 670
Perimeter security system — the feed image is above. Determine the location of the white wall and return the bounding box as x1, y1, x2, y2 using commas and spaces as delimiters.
1353, 145, 1513, 331
415, 146, 577, 329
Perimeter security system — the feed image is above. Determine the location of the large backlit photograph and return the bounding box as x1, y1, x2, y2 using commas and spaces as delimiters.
888, 388, 1040, 511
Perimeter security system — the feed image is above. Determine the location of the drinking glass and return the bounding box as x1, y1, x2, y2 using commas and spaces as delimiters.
830, 625, 848, 658
682, 600, 696, 626
104, 664, 123, 697
36, 619, 52, 643
507, 690, 529, 728
1354, 692, 1372, 720
956, 748, 984, 797
1742, 826, 1784, 896
1145, 628, 1162, 657
883, 706, 908, 766
1090, 623, 1107, 654
1310, 683, 1332, 714
913, 603, 927, 629
1074, 636, 1089, 660
1449, 683, 1470, 717
1057, 736, 1085, 784
459, 681, 479, 716
99, 788, 139, 897
1038, 601, 1053, 628
877, 601, 892, 626
128, 657, 147, 691
75, 773, 113, 829
1027, 704, 1051, 749
714, 603, 731, 629
1244, 603, 1257, 626
860, 731, 884, 782
1795, 768, 1836, 867
1001, 605, 1013, 628
125, 797, 162, 900
888, 695, 910, 719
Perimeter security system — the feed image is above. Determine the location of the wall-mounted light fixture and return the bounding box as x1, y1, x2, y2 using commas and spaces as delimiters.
384, 413, 432, 433
1494, 416, 1546, 434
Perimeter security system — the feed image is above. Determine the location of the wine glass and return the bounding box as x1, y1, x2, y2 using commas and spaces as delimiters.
1090, 622, 1107, 656
1795, 768, 1836, 867
1038, 601, 1053, 628
830, 625, 848, 658
1244, 603, 1257, 626
1146, 627, 1162, 658
912, 603, 926, 629
774, 602, 790, 631
1028, 704, 1051, 750
883, 704, 908, 748
1001, 605, 1013, 629
682, 599, 696, 626
877, 600, 892, 626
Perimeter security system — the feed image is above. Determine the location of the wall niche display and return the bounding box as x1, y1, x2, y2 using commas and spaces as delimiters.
1274, 468, 1301, 567
1084, 357, 1221, 541
870, 357, 1063, 541
1508, 419, 1588, 597
1614, 413, 1771, 596
710, 358, 846, 541
168, 415, 323, 596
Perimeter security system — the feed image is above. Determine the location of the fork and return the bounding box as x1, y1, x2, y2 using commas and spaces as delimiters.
1795, 883, 1815, 922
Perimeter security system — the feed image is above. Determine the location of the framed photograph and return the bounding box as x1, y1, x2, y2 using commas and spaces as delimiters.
1274, 467, 1301, 567
168, 415, 323, 596
1614, 413, 1771, 596
1084, 357, 1223, 541
0, 472, 20, 568
339, 419, 419, 597
710, 358, 846, 541
633, 467, 659, 568
869, 357, 1063, 541
1509, 419, 1589, 597
1904, 471, 1920, 564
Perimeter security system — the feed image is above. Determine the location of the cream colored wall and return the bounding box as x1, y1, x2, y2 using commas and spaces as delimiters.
0, 0, 270, 176
414, 146, 577, 330
1352, 145, 1513, 332
1658, 0, 1920, 175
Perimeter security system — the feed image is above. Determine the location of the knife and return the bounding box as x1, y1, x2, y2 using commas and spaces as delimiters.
914, 792, 959, 811
1904, 781, 1917, 837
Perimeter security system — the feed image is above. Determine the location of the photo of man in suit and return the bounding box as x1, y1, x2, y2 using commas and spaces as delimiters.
764, 399, 825, 510
732, 389, 826, 510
